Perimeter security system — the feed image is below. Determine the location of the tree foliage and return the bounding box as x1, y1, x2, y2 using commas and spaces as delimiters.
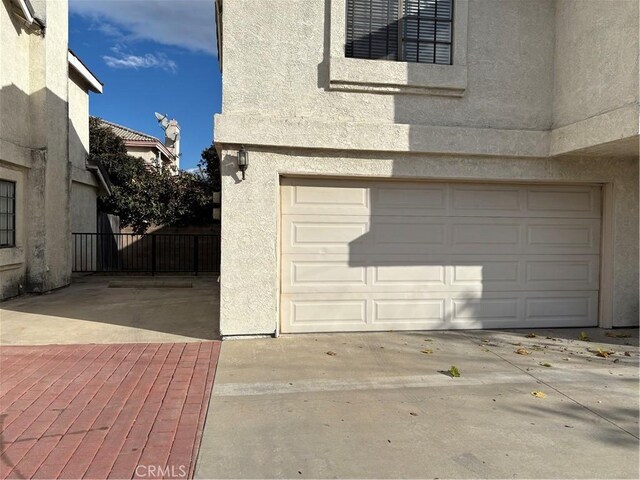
89, 117, 219, 233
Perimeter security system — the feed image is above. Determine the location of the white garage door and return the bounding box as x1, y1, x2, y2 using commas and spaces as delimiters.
280, 178, 601, 333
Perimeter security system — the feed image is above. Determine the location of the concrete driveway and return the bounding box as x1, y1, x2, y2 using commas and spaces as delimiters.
0, 275, 219, 345
195, 328, 639, 479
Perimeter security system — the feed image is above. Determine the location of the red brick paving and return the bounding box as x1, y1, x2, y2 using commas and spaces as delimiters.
0, 342, 220, 479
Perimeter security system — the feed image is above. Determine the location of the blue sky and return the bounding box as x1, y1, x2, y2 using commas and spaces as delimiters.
69, 0, 221, 171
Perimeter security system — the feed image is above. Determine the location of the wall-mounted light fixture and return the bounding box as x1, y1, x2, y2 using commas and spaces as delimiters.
238, 145, 248, 180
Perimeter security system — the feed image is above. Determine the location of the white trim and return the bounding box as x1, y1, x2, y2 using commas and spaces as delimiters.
598, 183, 615, 328
14, 0, 34, 25
86, 164, 111, 195
68, 51, 103, 94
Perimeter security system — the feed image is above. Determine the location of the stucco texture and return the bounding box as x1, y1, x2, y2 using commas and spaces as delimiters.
215, 0, 639, 335
219, 150, 638, 336
1, 0, 98, 299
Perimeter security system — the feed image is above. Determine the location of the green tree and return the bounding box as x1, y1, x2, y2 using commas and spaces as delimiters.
89, 118, 218, 233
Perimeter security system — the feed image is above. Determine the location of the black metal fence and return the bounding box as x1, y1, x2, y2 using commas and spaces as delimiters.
72, 233, 220, 274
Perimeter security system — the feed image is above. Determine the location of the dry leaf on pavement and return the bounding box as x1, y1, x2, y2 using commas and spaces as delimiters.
593, 347, 615, 358
421, 349, 434, 354
515, 348, 531, 355
531, 391, 547, 398
326, 351, 337, 356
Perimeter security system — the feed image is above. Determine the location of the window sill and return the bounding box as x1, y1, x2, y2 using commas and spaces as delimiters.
329, 56, 467, 97
0, 246, 24, 270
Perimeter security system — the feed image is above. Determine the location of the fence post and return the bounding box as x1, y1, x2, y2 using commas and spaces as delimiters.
151, 234, 156, 276
193, 235, 199, 276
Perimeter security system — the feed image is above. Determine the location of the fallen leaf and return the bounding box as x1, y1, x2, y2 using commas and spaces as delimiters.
515, 348, 531, 355
326, 351, 337, 356
423, 338, 433, 342
531, 391, 547, 398
594, 347, 615, 358
448, 365, 461, 378
409, 412, 419, 416
539, 363, 552, 368
421, 349, 434, 354
624, 351, 632, 357
578, 331, 590, 342
526, 333, 537, 338
605, 332, 631, 338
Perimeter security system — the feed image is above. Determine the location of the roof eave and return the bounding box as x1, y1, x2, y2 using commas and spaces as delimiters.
68, 50, 103, 94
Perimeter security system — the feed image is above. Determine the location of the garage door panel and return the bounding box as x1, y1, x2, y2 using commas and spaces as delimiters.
283, 216, 599, 256
451, 184, 524, 215
283, 184, 370, 216
526, 186, 600, 217
282, 254, 600, 293
373, 184, 448, 216
280, 180, 601, 333
526, 220, 600, 253
287, 299, 368, 327
281, 292, 598, 332
373, 299, 445, 323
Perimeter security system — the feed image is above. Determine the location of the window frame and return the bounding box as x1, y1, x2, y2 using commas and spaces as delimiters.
345, 0, 454, 65
400, 0, 454, 65
0, 179, 16, 248
330, 0, 468, 96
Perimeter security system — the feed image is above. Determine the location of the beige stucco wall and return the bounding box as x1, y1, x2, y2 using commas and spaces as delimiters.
217, 0, 638, 157
218, 151, 638, 336
216, 0, 639, 335
0, 0, 92, 299
553, 0, 639, 129
126, 146, 160, 165
68, 68, 99, 248
70, 182, 97, 233
69, 70, 90, 170
221, 0, 555, 131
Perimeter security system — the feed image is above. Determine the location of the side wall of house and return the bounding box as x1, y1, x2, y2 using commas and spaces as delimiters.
221, 0, 556, 131
69, 70, 98, 235
551, 0, 639, 155
0, 0, 32, 298
219, 152, 639, 336
553, 0, 639, 129
0, 0, 72, 299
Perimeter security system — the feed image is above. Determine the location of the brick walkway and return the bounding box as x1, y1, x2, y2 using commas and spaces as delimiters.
0, 342, 220, 479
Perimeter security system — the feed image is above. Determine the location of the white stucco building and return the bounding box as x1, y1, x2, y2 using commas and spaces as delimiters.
214, 0, 639, 337
0, 0, 108, 299
97, 118, 181, 172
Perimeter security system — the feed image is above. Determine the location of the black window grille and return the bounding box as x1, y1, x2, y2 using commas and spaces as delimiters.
346, 0, 453, 65
0, 180, 16, 248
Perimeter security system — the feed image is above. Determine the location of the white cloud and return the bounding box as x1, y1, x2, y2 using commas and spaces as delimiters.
70, 0, 217, 55
103, 46, 177, 72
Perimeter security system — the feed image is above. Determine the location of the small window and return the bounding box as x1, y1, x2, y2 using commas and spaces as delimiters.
346, 0, 453, 65
0, 180, 16, 248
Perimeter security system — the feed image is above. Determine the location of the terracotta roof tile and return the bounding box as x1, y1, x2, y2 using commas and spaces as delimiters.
96, 118, 161, 143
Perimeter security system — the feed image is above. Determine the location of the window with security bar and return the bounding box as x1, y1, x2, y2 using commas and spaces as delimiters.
0, 180, 16, 248
345, 0, 453, 65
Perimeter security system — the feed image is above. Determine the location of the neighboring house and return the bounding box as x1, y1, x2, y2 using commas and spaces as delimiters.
214, 0, 639, 337
97, 118, 181, 171
0, 0, 108, 300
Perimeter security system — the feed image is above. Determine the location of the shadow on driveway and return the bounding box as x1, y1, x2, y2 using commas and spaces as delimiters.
0, 276, 219, 345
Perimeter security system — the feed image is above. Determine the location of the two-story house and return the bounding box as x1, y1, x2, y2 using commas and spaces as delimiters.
0, 0, 108, 299
96, 117, 181, 172
214, 0, 639, 337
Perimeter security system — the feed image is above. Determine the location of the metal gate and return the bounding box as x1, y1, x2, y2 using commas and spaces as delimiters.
72, 233, 220, 274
